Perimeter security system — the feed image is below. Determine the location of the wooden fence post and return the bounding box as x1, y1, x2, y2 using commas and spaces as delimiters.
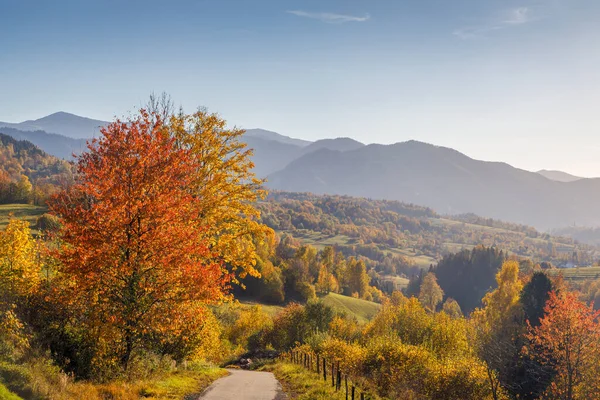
323, 358, 327, 381
351, 386, 355, 400
360, 392, 365, 400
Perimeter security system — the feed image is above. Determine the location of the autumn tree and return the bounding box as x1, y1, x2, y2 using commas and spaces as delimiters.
418, 272, 444, 312
442, 297, 462, 318
472, 260, 523, 400
168, 109, 271, 281
0, 218, 38, 361
345, 258, 370, 298
49, 111, 261, 371
0, 218, 39, 300
527, 291, 600, 399
316, 265, 339, 294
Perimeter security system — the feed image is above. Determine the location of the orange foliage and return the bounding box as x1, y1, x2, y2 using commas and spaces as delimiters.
49, 111, 231, 368
527, 291, 600, 399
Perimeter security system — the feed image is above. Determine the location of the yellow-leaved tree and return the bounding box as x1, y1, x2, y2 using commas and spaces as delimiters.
472, 260, 523, 400
0, 218, 39, 298
0, 218, 39, 357
169, 109, 272, 281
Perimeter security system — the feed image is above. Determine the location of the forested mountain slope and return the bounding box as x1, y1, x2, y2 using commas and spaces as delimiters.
0, 133, 73, 203
266, 141, 600, 230
0, 126, 87, 159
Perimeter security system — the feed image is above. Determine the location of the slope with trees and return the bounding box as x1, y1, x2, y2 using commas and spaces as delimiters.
258, 191, 599, 290
0, 133, 73, 205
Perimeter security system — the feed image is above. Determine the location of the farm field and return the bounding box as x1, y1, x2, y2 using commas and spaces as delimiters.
547, 266, 600, 282
0, 204, 47, 232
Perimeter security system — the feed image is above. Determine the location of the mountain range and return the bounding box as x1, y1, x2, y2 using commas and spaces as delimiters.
1, 112, 597, 230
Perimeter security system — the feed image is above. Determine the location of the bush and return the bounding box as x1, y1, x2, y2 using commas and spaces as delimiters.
318, 337, 366, 377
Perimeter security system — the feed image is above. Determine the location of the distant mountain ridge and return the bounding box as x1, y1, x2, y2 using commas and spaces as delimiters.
0, 112, 108, 139
3, 112, 600, 230
266, 140, 600, 230
537, 169, 583, 182
245, 128, 311, 147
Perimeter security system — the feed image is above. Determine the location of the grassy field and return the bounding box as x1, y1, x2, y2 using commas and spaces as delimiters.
281, 228, 437, 271
547, 266, 600, 282
0, 204, 47, 231
320, 293, 381, 323
238, 300, 285, 317
291, 229, 354, 249
380, 274, 410, 291
240, 293, 381, 323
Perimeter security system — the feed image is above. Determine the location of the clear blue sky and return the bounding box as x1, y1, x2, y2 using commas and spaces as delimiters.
1, 0, 599, 176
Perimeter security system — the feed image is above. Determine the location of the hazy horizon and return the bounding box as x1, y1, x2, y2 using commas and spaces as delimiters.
2, 0, 599, 176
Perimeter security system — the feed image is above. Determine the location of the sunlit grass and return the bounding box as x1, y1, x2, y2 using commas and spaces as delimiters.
261, 362, 349, 400
320, 293, 381, 323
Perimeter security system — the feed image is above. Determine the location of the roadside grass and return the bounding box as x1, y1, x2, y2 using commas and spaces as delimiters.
0, 359, 226, 400
320, 293, 381, 323
261, 362, 350, 400
124, 365, 227, 399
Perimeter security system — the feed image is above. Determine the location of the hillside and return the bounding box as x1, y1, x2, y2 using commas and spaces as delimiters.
266, 141, 600, 230
0, 126, 88, 159
320, 292, 381, 323
0, 133, 73, 204
258, 191, 598, 275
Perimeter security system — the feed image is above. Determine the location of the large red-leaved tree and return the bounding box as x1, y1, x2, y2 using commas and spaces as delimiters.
49, 111, 231, 368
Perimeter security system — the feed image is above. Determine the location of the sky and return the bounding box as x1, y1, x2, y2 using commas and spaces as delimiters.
1, 0, 599, 176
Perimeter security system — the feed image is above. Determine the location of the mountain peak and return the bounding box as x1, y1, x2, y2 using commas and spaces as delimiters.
0, 112, 109, 139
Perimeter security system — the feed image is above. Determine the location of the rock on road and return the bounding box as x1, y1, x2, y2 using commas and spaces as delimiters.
197, 369, 286, 400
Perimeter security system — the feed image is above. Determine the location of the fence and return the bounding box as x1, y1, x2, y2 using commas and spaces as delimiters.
279, 348, 374, 400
